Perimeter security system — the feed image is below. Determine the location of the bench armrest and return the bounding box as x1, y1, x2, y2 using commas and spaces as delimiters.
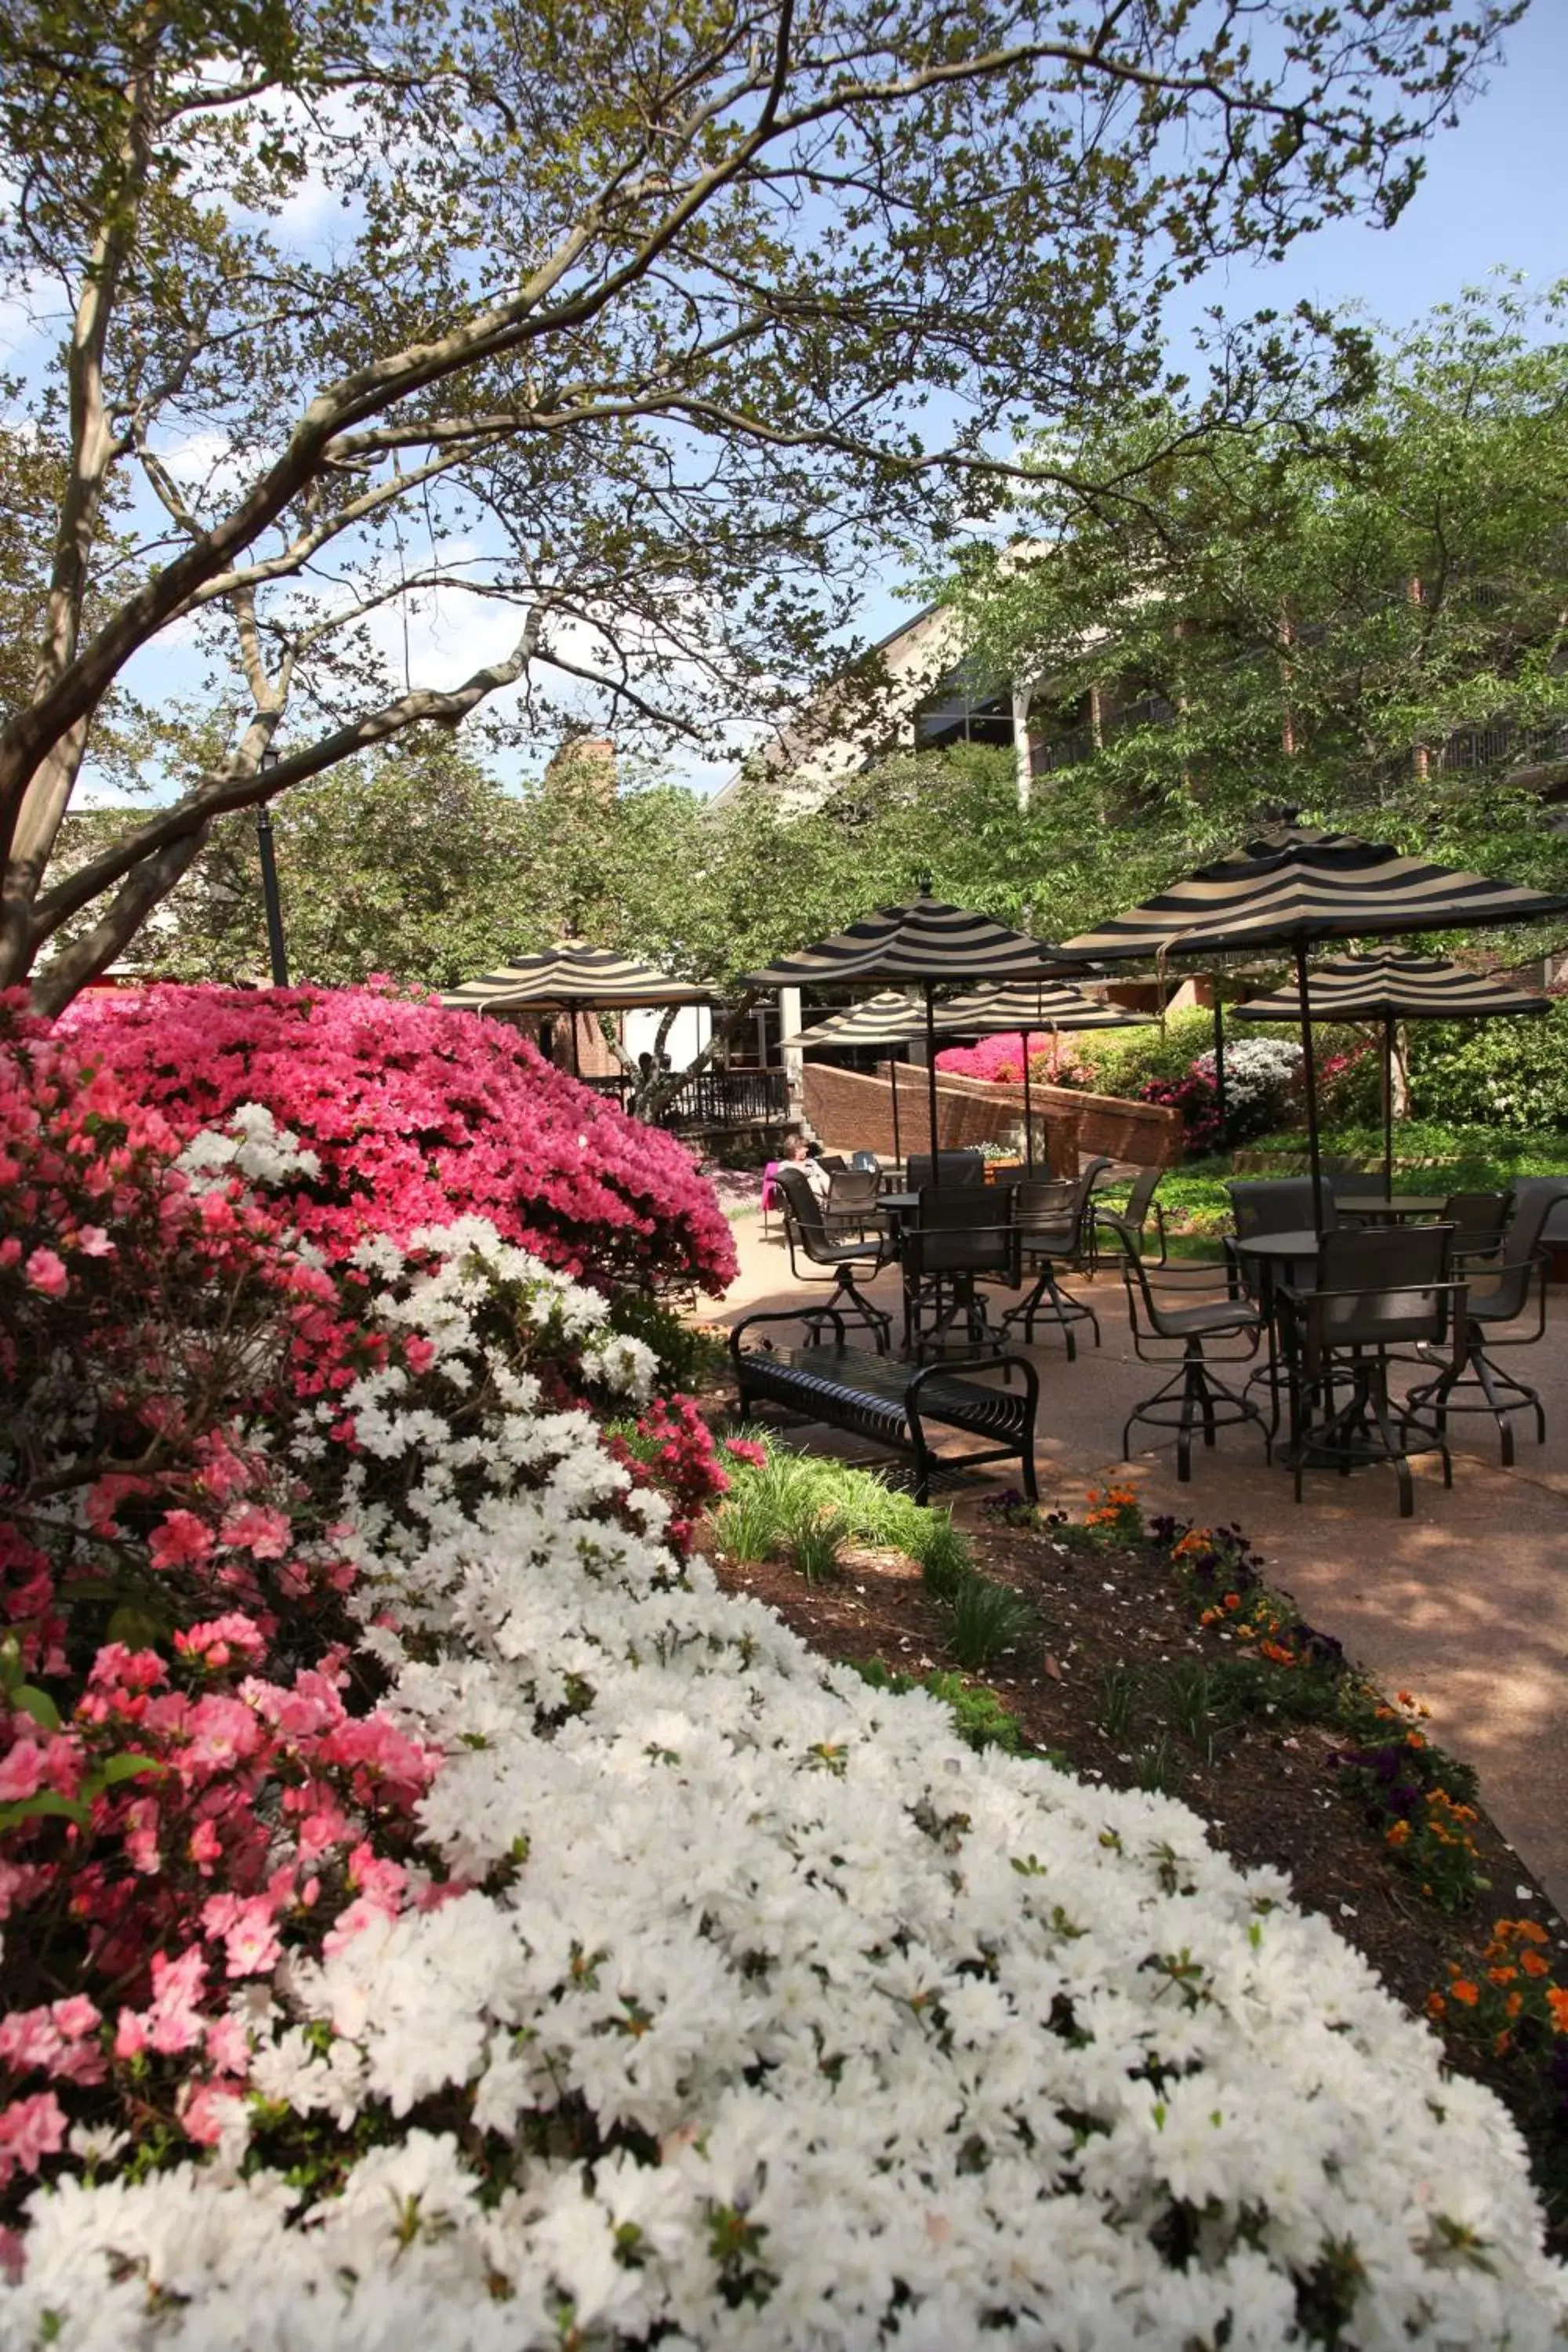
730, 1306, 848, 1359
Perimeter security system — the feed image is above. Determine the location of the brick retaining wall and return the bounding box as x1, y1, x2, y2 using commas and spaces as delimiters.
800, 1062, 1181, 1174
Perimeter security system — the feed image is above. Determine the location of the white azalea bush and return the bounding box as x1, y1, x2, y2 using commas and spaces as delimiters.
2, 1105, 1566, 2343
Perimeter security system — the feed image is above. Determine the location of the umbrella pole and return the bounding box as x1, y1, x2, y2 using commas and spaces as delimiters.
891, 1052, 902, 1169
569, 1000, 582, 1079
1211, 975, 1227, 1141
924, 981, 942, 1185
1295, 942, 1324, 1230
1022, 1033, 1034, 1171
1383, 1012, 1395, 1196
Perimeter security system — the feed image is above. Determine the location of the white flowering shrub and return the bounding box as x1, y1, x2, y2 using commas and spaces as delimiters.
5, 1221, 1566, 2347
1196, 1036, 1303, 1144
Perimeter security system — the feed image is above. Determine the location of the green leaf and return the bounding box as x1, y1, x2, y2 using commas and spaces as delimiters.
9, 1683, 61, 1733
0, 1790, 90, 1832
91, 1751, 166, 1790
106, 1603, 172, 1650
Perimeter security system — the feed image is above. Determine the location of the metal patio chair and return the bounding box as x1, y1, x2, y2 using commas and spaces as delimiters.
1091, 1163, 1167, 1270
775, 1162, 895, 1352
904, 1150, 985, 1189
1405, 1180, 1568, 1466
1116, 1240, 1270, 1484
901, 1184, 1020, 1361
1004, 1157, 1112, 1358
1280, 1225, 1463, 1518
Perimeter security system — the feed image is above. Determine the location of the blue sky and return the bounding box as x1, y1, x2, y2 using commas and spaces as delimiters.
845, 0, 1568, 662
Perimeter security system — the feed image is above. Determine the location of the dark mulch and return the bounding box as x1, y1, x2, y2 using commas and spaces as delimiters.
709, 1504, 1568, 2244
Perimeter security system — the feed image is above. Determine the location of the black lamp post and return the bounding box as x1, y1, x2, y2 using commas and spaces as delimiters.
256, 746, 289, 986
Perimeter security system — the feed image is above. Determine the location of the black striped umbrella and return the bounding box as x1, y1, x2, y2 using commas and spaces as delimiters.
779, 993, 931, 1166
749, 893, 1061, 1178
1232, 953, 1551, 1193
443, 940, 712, 1075
1061, 826, 1568, 1220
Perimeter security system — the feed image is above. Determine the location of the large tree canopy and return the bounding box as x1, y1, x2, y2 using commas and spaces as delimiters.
0, 0, 1516, 1007
939, 278, 1568, 915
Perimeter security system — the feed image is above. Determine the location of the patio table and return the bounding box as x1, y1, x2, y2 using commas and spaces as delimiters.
1334, 1193, 1447, 1223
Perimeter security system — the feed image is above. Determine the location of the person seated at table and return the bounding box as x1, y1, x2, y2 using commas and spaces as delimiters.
779, 1127, 832, 1207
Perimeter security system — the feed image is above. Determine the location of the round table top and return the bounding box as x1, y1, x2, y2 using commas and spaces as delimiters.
877, 1191, 920, 1214
1334, 1194, 1447, 1218
1232, 1230, 1322, 1259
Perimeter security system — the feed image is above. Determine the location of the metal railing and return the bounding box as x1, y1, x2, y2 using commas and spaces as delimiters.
576, 1068, 790, 1131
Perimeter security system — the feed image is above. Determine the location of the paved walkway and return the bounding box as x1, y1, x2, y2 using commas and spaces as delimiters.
713, 1211, 1568, 1917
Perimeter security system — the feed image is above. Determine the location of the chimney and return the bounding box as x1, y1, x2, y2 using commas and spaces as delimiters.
544, 737, 616, 800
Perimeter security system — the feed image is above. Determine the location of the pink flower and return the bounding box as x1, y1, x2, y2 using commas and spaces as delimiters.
178, 2078, 245, 2147
217, 1505, 291, 1560
22, 1247, 67, 1297
201, 1891, 283, 1980
75, 1225, 114, 1258
148, 1511, 215, 1570
0, 1743, 45, 1803
0, 2091, 65, 2185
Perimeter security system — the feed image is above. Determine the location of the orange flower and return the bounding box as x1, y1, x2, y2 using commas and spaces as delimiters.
1425, 1991, 1446, 2020
1506, 1993, 1523, 2019
1548, 1987, 1568, 2034
1222, 1592, 1241, 1610
1495, 2030, 1512, 2056
1515, 1920, 1549, 1944
1385, 1821, 1412, 1849
1520, 1950, 1550, 1979
1405, 1732, 1426, 1751
1488, 1966, 1519, 1987
1449, 1980, 1480, 2008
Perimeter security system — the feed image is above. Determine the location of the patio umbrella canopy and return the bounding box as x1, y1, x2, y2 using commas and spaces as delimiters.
748, 892, 1062, 1179
1231, 953, 1551, 1193
1060, 825, 1568, 1221
779, 992, 932, 1166
442, 939, 712, 1075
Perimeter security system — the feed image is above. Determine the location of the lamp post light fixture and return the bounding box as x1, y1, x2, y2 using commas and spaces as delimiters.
256, 745, 289, 987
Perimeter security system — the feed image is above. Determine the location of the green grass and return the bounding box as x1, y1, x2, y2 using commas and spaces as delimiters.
713, 1433, 976, 1588
852, 1660, 1026, 1753
947, 1573, 1035, 1671
1101, 1120, 1568, 1247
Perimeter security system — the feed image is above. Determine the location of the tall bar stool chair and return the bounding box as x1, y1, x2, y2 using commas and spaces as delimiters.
1116, 1242, 1270, 1484
1405, 1182, 1568, 1466
775, 1163, 895, 1352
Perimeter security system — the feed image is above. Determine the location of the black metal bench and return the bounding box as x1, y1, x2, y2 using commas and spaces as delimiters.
730, 1309, 1040, 1504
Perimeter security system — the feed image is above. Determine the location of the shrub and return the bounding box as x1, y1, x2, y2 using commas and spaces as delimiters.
946, 1572, 1034, 1669
63, 982, 738, 1294
1409, 998, 1568, 1130
5, 1033, 1566, 2343
935, 1030, 1093, 1087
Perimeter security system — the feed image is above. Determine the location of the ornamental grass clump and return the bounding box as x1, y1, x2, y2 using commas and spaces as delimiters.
2, 1022, 1566, 2342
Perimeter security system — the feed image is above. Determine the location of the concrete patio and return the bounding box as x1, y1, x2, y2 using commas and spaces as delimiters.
712, 1208, 1568, 1917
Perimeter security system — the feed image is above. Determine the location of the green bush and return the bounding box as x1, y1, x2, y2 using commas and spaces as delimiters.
948, 1573, 1035, 1670
1407, 1000, 1568, 1130
851, 1661, 1025, 1752
608, 1289, 730, 1390
1074, 1009, 1214, 1098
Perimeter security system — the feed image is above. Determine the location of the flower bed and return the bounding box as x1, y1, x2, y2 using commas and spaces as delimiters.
63, 982, 737, 1294
3, 1023, 1566, 2342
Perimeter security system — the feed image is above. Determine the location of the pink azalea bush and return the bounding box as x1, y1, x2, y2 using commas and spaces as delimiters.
64, 982, 737, 1295
935, 1030, 1093, 1087
0, 1007, 735, 2209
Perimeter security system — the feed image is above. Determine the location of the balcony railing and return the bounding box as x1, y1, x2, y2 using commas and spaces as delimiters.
578, 1068, 791, 1131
